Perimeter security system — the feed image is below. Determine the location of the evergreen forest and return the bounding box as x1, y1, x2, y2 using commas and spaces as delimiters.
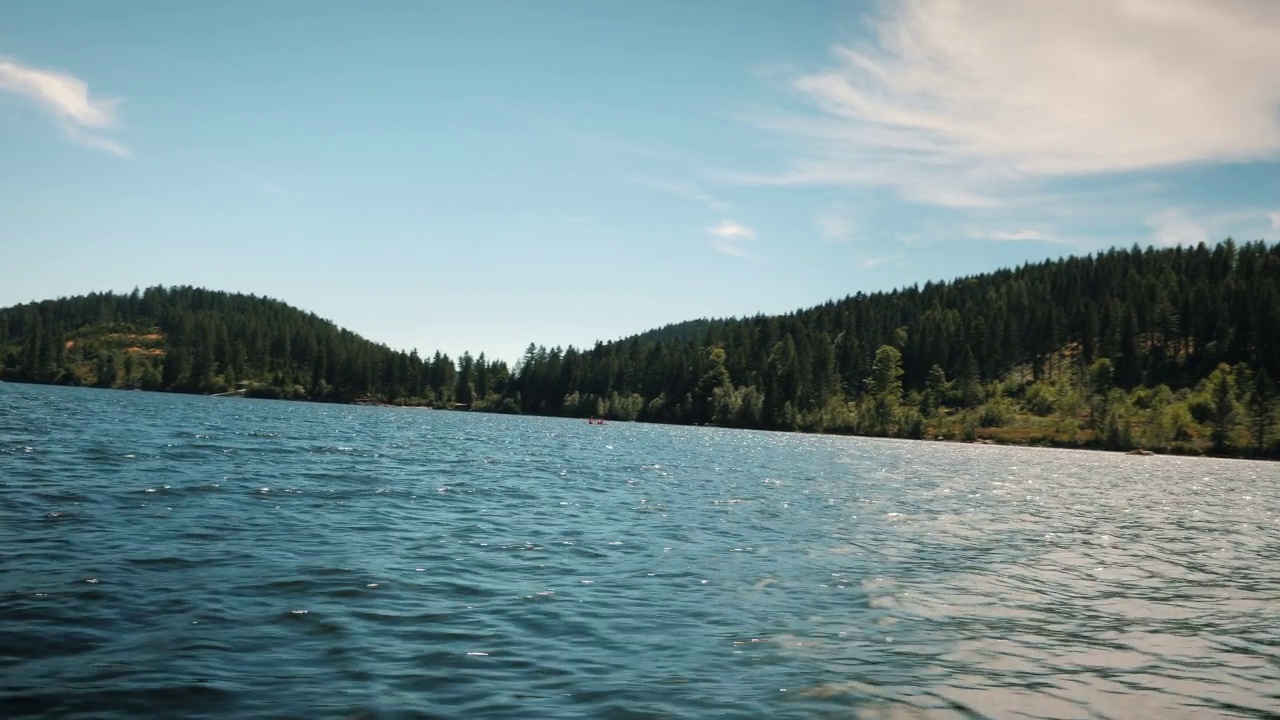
2, 240, 1278, 458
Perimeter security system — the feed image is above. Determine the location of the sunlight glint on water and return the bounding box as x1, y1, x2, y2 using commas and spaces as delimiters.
1, 383, 1278, 719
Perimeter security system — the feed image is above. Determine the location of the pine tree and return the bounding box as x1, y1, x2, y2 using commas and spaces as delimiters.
867, 345, 904, 433
1247, 368, 1274, 453
1209, 364, 1236, 452
923, 364, 947, 416
956, 347, 982, 408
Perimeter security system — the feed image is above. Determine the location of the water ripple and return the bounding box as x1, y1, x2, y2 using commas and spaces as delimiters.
1, 383, 1278, 719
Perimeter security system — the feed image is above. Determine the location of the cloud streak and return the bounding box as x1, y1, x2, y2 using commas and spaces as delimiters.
736, 0, 1280, 208
1143, 206, 1278, 247
856, 253, 899, 269
708, 219, 756, 258
709, 220, 756, 240
631, 177, 731, 212
1145, 208, 1209, 247
817, 204, 858, 242
0, 55, 128, 156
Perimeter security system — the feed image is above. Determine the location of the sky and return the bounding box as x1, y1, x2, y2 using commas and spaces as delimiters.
2, 0, 1278, 363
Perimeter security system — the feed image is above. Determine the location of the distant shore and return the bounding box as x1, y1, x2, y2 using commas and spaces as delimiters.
216, 389, 1276, 461
3, 379, 1272, 461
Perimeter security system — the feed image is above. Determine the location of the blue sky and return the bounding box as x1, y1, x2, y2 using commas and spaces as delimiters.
2, 0, 1278, 363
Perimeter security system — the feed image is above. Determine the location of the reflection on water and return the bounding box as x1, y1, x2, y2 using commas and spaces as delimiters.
1, 382, 1278, 719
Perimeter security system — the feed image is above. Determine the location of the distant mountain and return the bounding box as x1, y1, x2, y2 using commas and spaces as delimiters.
4, 241, 1278, 457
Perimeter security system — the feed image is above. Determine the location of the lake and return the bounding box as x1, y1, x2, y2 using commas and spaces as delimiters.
1, 382, 1278, 719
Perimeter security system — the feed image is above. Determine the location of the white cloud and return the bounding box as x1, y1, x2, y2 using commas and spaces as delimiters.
989, 230, 1047, 242
1141, 206, 1278, 246
974, 229, 1049, 242
708, 219, 756, 258
0, 55, 128, 156
0, 58, 115, 127
739, 0, 1280, 205
962, 227, 1100, 248
709, 220, 756, 240
631, 177, 731, 212
1145, 208, 1209, 247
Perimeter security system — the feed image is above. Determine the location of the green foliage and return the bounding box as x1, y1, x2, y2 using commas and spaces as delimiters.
1089, 358, 1114, 395
4, 240, 1280, 458
1208, 364, 1237, 452
1023, 382, 1056, 416
978, 395, 1014, 428
0, 286, 510, 406
956, 348, 983, 407
1158, 402, 1198, 444
863, 344, 904, 433
490, 239, 1275, 456
899, 406, 925, 439
868, 345, 904, 398
1248, 369, 1275, 452
922, 364, 948, 416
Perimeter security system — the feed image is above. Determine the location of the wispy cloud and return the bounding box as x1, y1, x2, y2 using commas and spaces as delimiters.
964, 228, 1061, 243
856, 253, 899, 269
0, 55, 129, 157
709, 220, 756, 240
1145, 208, 1209, 248
721, 158, 1003, 209
62, 124, 130, 158
631, 177, 732, 212
962, 227, 1101, 248
708, 219, 756, 258
982, 229, 1049, 242
1143, 206, 1279, 247
710, 239, 751, 258
734, 0, 1280, 210
816, 203, 860, 243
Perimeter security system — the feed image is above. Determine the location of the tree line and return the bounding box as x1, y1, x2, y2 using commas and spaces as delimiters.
0, 286, 513, 409
2, 240, 1277, 457
505, 240, 1279, 455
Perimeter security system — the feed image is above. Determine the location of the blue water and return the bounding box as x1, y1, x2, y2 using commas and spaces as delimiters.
1, 383, 1278, 719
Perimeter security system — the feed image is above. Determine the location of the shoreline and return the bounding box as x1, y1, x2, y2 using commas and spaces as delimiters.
4, 378, 1274, 462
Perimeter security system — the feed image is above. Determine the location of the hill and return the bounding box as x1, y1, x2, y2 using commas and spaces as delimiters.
508, 240, 1280, 457
0, 286, 512, 407
626, 318, 725, 346
2, 241, 1278, 457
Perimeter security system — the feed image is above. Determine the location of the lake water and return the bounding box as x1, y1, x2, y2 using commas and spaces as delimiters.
1, 382, 1278, 719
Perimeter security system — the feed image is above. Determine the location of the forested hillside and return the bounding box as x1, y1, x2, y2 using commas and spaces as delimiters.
511, 240, 1280, 456
0, 286, 513, 408
626, 319, 724, 346
2, 240, 1278, 457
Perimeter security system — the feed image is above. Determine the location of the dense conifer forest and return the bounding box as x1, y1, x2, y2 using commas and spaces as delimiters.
2, 240, 1278, 457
